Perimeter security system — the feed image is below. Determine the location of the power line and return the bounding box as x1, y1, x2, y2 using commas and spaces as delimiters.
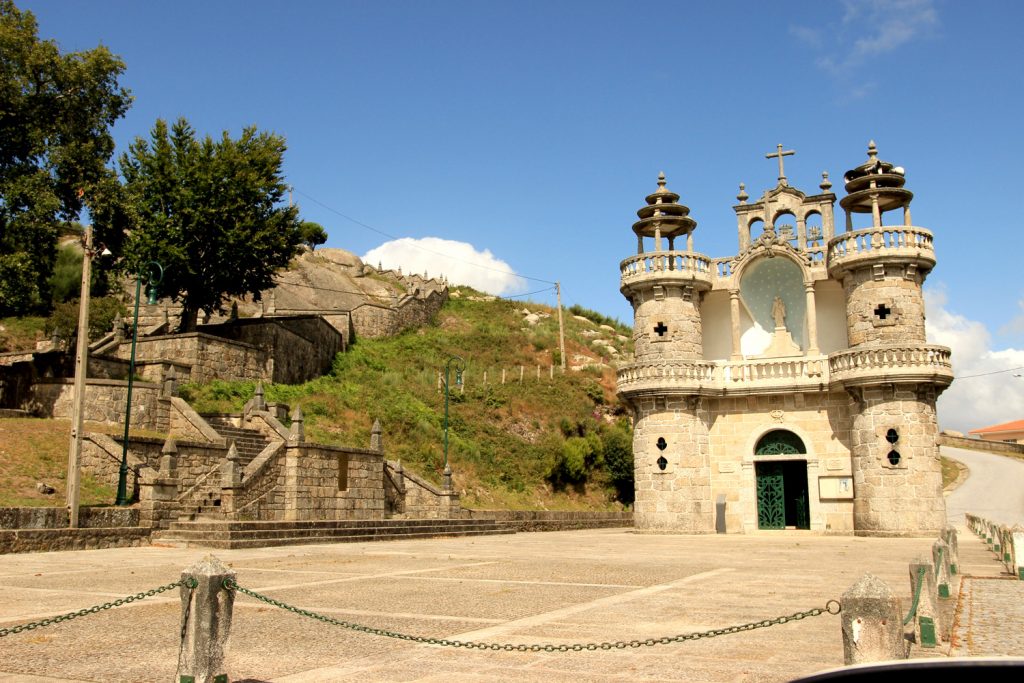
956, 365, 1024, 380
292, 187, 556, 285
501, 286, 557, 300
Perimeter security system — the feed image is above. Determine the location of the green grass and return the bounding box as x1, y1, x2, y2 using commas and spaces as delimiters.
182, 288, 636, 510
0, 316, 47, 353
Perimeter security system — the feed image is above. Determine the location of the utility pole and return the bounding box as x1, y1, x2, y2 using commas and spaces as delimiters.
556, 281, 566, 371
66, 226, 93, 528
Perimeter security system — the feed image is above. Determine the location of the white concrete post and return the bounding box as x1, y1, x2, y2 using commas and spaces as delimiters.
841, 573, 906, 665
942, 526, 959, 575
1011, 525, 1024, 580
177, 555, 235, 683
909, 558, 941, 648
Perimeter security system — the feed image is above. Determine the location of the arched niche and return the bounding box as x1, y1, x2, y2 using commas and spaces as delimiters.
755, 429, 807, 455
736, 254, 809, 355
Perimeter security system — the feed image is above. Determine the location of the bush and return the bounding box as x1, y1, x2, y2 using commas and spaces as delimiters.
45, 296, 125, 344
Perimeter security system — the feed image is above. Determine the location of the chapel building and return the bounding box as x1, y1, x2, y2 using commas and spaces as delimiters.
616, 143, 954, 536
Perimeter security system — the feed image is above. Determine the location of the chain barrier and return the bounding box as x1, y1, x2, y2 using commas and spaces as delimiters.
225, 578, 841, 652
0, 578, 196, 638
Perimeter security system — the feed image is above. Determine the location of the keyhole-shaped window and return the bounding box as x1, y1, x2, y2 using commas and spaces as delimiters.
656, 437, 667, 451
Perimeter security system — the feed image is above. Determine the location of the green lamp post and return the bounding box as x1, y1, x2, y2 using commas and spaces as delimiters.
442, 355, 465, 492
116, 261, 164, 506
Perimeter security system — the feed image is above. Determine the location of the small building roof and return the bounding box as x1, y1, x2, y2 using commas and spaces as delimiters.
968, 419, 1024, 435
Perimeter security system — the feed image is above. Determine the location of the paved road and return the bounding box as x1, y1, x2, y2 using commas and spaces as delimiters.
942, 446, 1024, 528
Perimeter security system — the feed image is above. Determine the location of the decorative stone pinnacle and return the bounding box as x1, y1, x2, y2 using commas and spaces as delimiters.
656, 171, 667, 191
288, 406, 305, 443
868, 140, 878, 159
737, 182, 748, 203
820, 171, 832, 192
226, 442, 239, 462
161, 435, 178, 455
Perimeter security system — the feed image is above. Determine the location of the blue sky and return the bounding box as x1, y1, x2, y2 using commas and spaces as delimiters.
24, 0, 1024, 431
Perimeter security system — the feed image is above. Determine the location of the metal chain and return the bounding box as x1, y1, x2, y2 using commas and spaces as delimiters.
226, 578, 840, 652
0, 578, 196, 638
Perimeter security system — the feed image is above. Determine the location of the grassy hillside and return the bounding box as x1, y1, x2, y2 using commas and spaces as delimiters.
182, 287, 636, 510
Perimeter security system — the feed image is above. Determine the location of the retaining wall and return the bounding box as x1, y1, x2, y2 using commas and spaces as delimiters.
939, 434, 1024, 456
466, 509, 634, 531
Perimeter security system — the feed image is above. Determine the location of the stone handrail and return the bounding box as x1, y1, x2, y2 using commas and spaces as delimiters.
721, 357, 826, 384
827, 225, 935, 272
620, 251, 713, 287
712, 258, 734, 279
829, 344, 953, 386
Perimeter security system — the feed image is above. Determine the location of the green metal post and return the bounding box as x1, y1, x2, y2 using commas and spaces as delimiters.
116, 262, 163, 505
442, 355, 464, 492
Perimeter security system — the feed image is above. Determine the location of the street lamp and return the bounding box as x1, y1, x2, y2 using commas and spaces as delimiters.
442, 355, 465, 492
116, 261, 164, 506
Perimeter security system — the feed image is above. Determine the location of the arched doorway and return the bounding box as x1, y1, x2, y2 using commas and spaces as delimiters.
754, 430, 810, 529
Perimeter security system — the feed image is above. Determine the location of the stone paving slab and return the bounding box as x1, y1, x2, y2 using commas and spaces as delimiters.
0, 528, 1017, 682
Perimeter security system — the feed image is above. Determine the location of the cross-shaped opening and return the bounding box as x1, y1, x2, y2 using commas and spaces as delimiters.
874, 304, 892, 320
654, 322, 668, 337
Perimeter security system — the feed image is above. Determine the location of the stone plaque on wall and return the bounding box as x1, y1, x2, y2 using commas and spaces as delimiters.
818, 476, 854, 500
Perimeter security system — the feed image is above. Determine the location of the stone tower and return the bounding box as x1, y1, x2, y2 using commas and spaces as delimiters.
619, 173, 714, 531
616, 144, 953, 536
829, 142, 946, 534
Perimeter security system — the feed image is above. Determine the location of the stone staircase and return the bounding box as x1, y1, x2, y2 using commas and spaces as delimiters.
202, 415, 273, 468
152, 518, 515, 549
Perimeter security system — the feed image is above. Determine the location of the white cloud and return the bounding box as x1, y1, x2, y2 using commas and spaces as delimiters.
925, 288, 1024, 433
998, 298, 1024, 338
797, 0, 938, 94
363, 237, 527, 296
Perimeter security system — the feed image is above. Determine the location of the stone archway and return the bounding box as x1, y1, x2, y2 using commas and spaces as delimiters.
754, 430, 810, 529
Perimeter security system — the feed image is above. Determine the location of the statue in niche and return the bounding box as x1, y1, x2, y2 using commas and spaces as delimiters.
772, 296, 786, 329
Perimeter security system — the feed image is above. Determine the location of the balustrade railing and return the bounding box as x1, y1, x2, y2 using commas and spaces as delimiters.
617, 344, 953, 394
620, 251, 713, 284
828, 345, 952, 376
827, 225, 934, 264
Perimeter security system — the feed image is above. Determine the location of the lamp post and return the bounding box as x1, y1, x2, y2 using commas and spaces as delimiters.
116, 261, 164, 506
442, 355, 465, 492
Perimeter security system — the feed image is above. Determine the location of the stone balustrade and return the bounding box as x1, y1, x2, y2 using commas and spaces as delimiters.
617, 344, 952, 397
619, 251, 713, 289
829, 344, 953, 387
827, 225, 936, 274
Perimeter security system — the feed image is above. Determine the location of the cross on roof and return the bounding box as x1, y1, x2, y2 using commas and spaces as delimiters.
765, 144, 796, 187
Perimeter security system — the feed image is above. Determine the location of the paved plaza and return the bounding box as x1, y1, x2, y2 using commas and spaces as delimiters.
0, 525, 1019, 682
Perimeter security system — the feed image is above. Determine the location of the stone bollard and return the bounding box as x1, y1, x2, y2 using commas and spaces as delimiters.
1011, 526, 1024, 580
932, 539, 952, 599
909, 558, 941, 647
942, 526, 959, 575
288, 406, 304, 444
1000, 526, 1013, 568
177, 555, 235, 683
841, 573, 906, 665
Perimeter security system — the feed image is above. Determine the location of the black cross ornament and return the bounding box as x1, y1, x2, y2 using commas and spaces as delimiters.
874, 304, 892, 320
654, 321, 668, 337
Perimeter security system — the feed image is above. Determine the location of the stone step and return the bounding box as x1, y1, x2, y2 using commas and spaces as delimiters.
159, 522, 508, 541
165, 518, 496, 532
153, 527, 516, 550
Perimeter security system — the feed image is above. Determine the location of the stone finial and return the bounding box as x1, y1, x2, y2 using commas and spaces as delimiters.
736, 182, 748, 203
370, 418, 382, 451
841, 573, 906, 665
162, 364, 179, 398
229, 301, 238, 320
820, 171, 832, 192
222, 443, 241, 487
443, 463, 453, 493
177, 555, 235, 683
867, 140, 878, 160
112, 312, 125, 343
159, 436, 178, 478
253, 382, 266, 412
288, 406, 304, 444
656, 171, 667, 192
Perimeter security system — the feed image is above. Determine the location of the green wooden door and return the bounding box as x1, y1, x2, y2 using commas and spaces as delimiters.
756, 462, 786, 529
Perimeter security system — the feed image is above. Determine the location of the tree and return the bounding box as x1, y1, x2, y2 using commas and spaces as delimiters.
0, 1, 131, 316
300, 221, 327, 251
119, 118, 301, 331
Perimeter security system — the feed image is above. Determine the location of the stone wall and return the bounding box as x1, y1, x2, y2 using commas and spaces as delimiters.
31, 379, 162, 429
0, 527, 149, 554
198, 316, 342, 384
842, 264, 926, 346
632, 395, 713, 532
116, 333, 268, 384
386, 463, 458, 519
939, 433, 1024, 456
350, 287, 447, 340
465, 509, 633, 531
704, 391, 856, 534
281, 445, 386, 521
229, 443, 285, 521
630, 287, 703, 361
0, 506, 139, 529
849, 385, 945, 536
